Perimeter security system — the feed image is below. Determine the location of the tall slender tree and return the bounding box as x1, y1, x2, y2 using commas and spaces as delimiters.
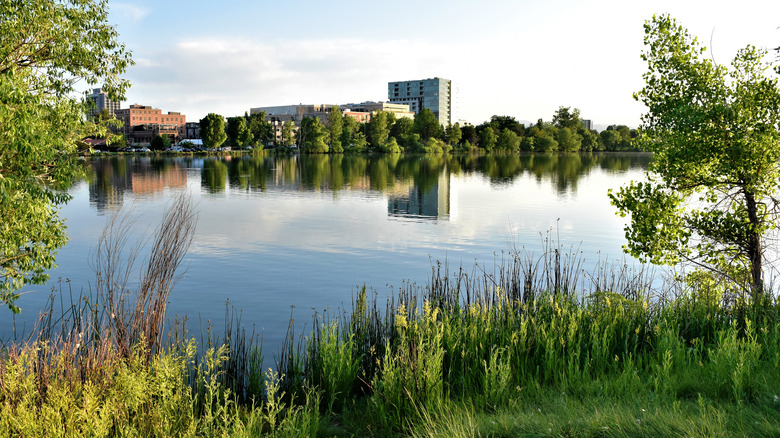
610, 15, 780, 298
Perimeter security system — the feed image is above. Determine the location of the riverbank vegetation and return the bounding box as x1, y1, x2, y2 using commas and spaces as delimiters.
206, 105, 641, 155
2, 203, 780, 436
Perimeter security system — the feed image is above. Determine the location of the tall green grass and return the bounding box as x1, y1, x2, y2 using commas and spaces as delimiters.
2, 217, 780, 436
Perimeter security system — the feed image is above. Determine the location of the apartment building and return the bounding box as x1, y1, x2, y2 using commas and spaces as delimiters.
115, 104, 187, 144
387, 77, 452, 126
87, 88, 120, 117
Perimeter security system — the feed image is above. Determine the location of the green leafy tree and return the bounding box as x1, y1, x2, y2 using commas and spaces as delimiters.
226, 116, 252, 148
489, 115, 525, 136
0, 0, 132, 312
237, 122, 253, 148
299, 117, 329, 153
281, 120, 294, 147
445, 122, 462, 146
461, 124, 478, 145
150, 134, 170, 151
610, 15, 780, 298
534, 135, 559, 152
340, 115, 359, 148
368, 111, 390, 149
599, 129, 623, 151
496, 128, 520, 151
327, 106, 343, 147
390, 116, 414, 140
246, 111, 273, 147
413, 108, 441, 140
552, 106, 582, 130
555, 127, 582, 152
580, 129, 599, 151
529, 123, 559, 152
200, 113, 227, 149
479, 126, 497, 152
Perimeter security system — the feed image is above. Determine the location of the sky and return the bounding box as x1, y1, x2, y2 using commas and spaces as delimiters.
105, 0, 780, 129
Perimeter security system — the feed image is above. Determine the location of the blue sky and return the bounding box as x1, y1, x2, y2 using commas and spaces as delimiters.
107, 0, 780, 128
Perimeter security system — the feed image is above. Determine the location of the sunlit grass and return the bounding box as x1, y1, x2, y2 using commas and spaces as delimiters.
2, 234, 780, 436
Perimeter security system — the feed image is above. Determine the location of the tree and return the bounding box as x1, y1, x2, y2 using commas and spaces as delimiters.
299, 117, 329, 153
200, 113, 227, 149
246, 111, 273, 147
368, 111, 390, 149
552, 106, 582, 130
461, 124, 478, 145
609, 15, 780, 298
599, 129, 623, 151
390, 117, 414, 140
236, 121, 254, 148
555, 127, 581, 152
445, 122, 462, 146
327, 106, 343, 148
479, 126, 497, 152
0, 0, 132, 313
489, 115, 525, 136
580, 129, 599, 151
150, 134, 170, 151
413, 108, 441, 140
496, 128, 521, 151
281, 120, 294, 147
226, 116, 252, 148
340, 115, 360, 148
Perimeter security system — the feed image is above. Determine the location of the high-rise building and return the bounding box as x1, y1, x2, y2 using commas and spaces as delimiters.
387, 77, 452, 126
87, 88, 120, 117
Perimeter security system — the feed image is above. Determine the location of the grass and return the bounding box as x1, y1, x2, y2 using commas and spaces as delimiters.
2, 203, 780, 436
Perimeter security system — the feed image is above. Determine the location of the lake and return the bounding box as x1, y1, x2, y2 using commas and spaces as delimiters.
4, 152, 651, 354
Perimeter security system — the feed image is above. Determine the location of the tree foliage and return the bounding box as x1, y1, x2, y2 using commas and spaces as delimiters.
368, 111, 390, 148
299, 117, 329, 153
479, 126, 497, 152
200, 113, 227, 149
246, 111, 273, 147
0, 0, 132, 312
150, 134, 170, 151
610, 15, 780, 297
413, 108, 441, 140
226, 116, 252, 148
552, 106, 582, 130
327, 106, 343, 147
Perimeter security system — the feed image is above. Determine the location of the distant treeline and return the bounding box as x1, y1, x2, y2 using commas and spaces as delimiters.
217, 106, 641, 153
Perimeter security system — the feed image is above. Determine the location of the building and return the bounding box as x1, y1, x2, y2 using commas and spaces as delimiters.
387, 170, 450, 221
250, 102, 413, 134
115, 104, 187, 144
342, 101, 414, 119
249, 104, 337, 123
581, 119, 593, 131
87, 88, 120, 117
387, 77, 452, 126
185, 122, 200, 140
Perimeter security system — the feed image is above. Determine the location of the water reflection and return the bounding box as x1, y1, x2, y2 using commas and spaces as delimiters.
85, 152, 651, 218
11, 152, 653, 353
87, 156, 188, 212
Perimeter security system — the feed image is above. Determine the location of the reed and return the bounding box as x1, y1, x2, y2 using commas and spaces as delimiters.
2, 213, 780, 435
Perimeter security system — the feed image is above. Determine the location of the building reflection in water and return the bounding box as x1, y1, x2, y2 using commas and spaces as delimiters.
387, 171, 450, 221
88, 157, 187, 212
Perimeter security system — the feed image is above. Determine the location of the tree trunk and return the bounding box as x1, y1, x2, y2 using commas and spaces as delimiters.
745, 190, 764, 299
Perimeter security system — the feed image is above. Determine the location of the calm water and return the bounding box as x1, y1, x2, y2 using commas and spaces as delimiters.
5, 152, 651, 353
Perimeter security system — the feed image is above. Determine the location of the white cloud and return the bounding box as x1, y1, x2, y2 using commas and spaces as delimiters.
123, 36, 466, 121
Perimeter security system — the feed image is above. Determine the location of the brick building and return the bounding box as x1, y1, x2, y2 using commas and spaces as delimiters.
115, 104, 187, 144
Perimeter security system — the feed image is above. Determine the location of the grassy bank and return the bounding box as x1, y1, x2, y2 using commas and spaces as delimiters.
2, 232, 780, 436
